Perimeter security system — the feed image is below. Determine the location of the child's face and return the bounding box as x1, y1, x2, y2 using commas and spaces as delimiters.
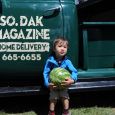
54, 41, 68, 58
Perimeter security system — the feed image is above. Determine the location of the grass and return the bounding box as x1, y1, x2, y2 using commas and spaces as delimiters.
0, 111, 36, 115
0, 107, 115, 115
70, 107, 115, 115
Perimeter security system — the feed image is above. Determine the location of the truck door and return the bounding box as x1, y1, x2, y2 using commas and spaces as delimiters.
0, 0, 63, 83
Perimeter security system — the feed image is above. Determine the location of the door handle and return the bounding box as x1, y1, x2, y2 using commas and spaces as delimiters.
43, 7, 61, 19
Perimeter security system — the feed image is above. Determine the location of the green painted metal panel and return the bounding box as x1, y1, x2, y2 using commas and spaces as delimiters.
88, 28, 115, 69
0, 0, 79, 84
61, 2, 79, 68
79, 22, 115, 79
0, 0, 64, 81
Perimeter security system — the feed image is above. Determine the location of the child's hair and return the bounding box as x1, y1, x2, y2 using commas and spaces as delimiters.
53, 37, 69, 50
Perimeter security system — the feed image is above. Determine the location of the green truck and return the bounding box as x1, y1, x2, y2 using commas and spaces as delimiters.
0, 0, 115, 97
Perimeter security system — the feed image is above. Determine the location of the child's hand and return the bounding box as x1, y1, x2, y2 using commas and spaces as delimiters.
48, 83, 57, 91
61, 78, 74, 87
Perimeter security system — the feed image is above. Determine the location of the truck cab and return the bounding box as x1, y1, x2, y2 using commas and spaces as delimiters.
0, 0, 78, 96
0, 0, 115, 97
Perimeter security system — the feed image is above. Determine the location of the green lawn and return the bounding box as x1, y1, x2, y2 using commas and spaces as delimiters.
0, 107, 115, 115
71, 107, 115, 115
0, 111, 36, 115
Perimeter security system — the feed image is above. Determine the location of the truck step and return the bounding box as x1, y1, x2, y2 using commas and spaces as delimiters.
69, 80, 115, 92
0, 86, 42, 97
0, 80, 115, 97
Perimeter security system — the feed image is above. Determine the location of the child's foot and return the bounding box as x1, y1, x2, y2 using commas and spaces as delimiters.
48, 111, 55, 115
62, 110, 71, 115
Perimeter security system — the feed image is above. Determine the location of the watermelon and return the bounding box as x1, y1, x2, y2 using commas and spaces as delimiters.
50, 67, 71, 88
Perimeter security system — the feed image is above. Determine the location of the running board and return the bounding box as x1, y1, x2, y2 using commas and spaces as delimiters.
0, 80, 115, 97
0, 86, 43, 97
69, 80, 115, 92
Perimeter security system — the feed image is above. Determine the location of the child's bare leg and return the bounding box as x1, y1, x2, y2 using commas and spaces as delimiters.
49, 99, 57, 111
61, 97, 69, 110
61, 97, 71, 115
48, 99, 57, 115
